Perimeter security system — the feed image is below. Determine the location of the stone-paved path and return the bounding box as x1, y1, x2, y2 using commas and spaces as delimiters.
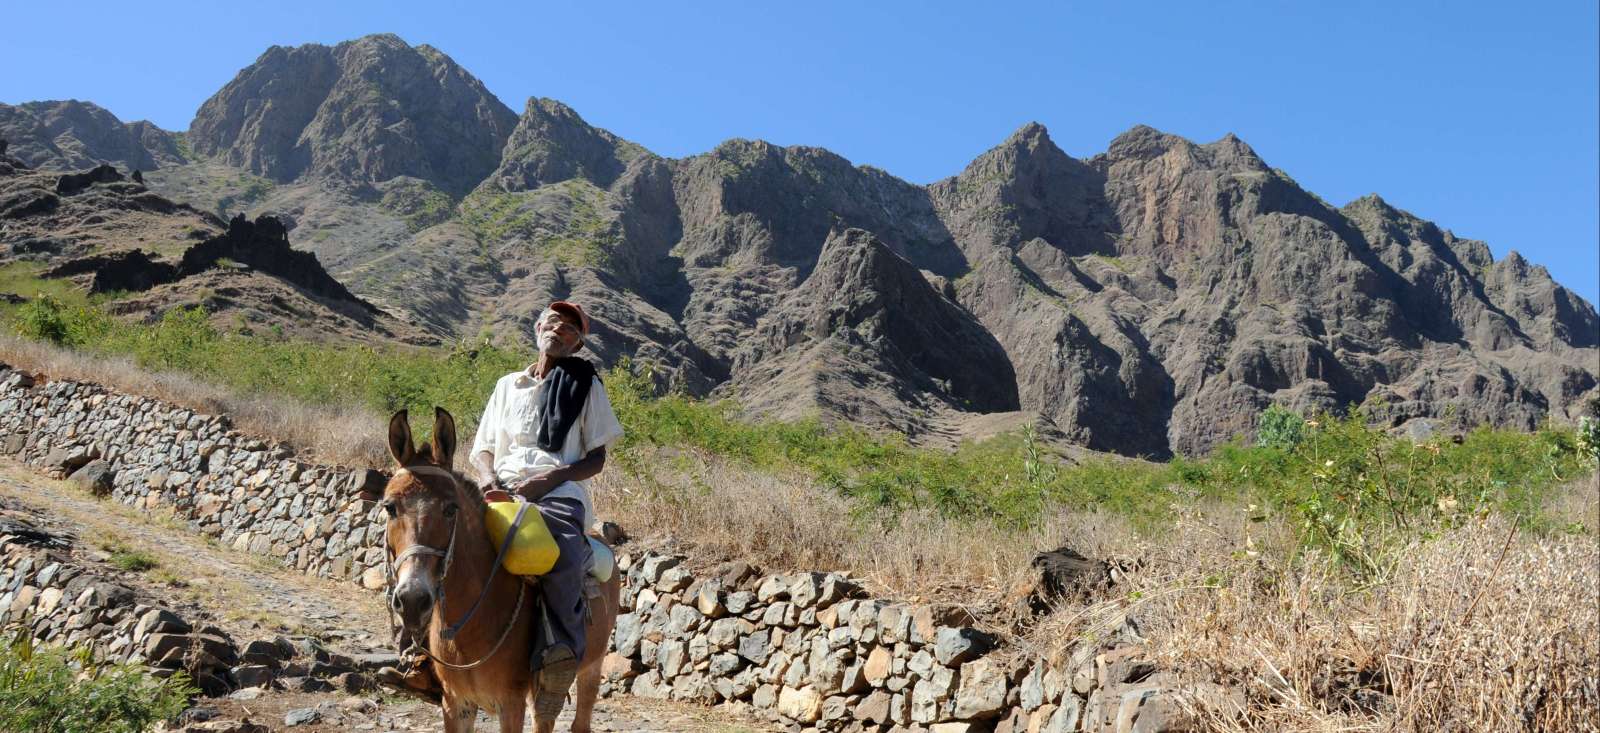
0, 458, 773, 732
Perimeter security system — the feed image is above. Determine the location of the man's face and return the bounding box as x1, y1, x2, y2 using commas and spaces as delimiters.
535, 309, 583, 357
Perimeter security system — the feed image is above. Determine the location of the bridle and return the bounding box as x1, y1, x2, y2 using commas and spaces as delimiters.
383, 465, 530, 671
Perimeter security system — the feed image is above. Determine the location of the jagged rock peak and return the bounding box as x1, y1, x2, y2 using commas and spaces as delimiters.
189, 33, 516, 196
730, 226, 1021, 418
1343, 192, 1398, 214
1102, 124, 1268, 172
949, 121, 1082, 183
1201, 132, 1268, 170
813, 226, 916, 292
488, 97, 649, 191
1006, 121, 1053, 146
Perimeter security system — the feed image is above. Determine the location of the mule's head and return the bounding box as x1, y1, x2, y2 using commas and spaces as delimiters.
378, 407, 465, 633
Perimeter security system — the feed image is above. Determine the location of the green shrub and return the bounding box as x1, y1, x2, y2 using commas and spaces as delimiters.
11, 297, 111, 348
1578, 416, 1599, 468
1255, 403, 1306, 449
0, 629, 192, 733
1186, 409, 1590, 573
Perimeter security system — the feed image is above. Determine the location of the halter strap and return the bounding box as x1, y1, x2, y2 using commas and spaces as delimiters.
392, 544, 447, 573
383, 463, 528, 669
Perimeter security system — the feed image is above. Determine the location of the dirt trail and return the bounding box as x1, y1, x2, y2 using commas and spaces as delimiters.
0, 458, 771, 732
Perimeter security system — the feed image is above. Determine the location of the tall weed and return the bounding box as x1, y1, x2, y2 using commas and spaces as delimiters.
0, 629, 192, 733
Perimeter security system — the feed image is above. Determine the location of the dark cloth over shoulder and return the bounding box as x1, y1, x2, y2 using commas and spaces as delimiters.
535, 357, 598, 452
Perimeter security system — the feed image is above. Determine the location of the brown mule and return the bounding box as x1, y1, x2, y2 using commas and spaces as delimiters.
372, 408, 622, 733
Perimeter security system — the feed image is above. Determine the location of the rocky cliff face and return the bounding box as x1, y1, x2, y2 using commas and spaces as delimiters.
9, 37, 1595, 456
0, 100, 183, 172
726, 227, 1018, 432
187, 33, 517, 196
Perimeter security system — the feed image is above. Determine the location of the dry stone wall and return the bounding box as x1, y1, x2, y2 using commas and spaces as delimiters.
0, 365, 1219, 732
0, 503, 384, 699
0, 369, 390, 589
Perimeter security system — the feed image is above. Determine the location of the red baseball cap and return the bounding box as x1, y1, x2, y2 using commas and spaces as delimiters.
548, 300, 590, 335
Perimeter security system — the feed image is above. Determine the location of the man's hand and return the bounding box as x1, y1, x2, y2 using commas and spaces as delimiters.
507, 473, 562, 500
483, 488, 514, 504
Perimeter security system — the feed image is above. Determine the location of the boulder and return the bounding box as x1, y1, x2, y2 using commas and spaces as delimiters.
67, 460, 115, 496
934, 626, 994, 666
54, 164, 123, 195
346, 468, 386, 500
43, 445, 93, 474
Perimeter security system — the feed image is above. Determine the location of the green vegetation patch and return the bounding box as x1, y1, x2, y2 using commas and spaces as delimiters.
108, 550, 159, 573
0, 629, 193, 733
460, 180, 615, 268
6, 299, 1592, 577
378, 179, 456, 232
0, 263, 89, 309
213, 173, 275, 217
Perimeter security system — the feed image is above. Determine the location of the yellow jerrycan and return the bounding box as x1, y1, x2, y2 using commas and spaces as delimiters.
483, 501, 559, 576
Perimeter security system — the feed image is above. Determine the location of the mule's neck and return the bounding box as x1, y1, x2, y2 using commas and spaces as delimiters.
431, 482, 521, 649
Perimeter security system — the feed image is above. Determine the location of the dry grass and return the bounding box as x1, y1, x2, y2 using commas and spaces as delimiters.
0, 333, 389, 467
599, 449, 1598, 731
595, 444, 1144, 606
1018, 506, 1600, 732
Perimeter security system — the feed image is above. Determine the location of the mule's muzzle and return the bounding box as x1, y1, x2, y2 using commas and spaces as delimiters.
392, 583, 435, 630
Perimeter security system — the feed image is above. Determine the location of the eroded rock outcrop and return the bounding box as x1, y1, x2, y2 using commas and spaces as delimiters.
187, 33, 517, 197
727, 227, 1018, 431
178, 214, 374, 310
0, 100, 181, 172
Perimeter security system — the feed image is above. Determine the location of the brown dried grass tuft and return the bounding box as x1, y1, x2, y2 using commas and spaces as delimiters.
0, 334, 389, 467
594, 444, 1143, 607
1019, 505, 1600, 732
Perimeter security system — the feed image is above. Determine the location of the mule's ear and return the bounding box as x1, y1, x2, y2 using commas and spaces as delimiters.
431, 407, 457, 467
388, 410, 416, 466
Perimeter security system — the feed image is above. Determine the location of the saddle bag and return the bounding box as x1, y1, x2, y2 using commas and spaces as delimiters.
483, 501, 559, 576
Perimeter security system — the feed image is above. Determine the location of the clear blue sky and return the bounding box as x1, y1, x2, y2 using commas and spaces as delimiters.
4, 0, 1596, 304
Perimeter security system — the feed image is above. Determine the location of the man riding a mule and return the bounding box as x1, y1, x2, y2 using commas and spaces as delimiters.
373, 300, 624, 731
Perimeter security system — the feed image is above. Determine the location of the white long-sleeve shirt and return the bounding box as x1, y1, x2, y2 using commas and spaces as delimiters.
470, 369, 625, 530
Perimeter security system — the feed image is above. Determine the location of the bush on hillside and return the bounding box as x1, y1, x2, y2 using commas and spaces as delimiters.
11, 296, 110, 348
1255, 403, 1305, 449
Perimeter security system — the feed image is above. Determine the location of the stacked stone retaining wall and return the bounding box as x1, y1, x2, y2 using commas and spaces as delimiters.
0, 365, 1221, 732
0, 502, 386, 698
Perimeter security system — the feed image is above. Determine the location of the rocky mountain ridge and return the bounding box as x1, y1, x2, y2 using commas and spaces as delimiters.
0, 151, 427, 345
2, 33, 1594, 456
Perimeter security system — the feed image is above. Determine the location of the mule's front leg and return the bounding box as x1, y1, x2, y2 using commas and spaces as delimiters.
441, 695, 479, 733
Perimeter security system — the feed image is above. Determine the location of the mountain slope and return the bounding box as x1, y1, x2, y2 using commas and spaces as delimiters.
7, 35, 1594, 456
0, 100, 184, 172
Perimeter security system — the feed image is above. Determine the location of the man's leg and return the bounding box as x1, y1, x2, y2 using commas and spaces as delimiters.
529, 495, 593, 715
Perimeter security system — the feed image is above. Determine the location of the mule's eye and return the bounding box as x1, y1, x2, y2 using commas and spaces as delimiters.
382, 500, 398, 518
443, 502, 459, 518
